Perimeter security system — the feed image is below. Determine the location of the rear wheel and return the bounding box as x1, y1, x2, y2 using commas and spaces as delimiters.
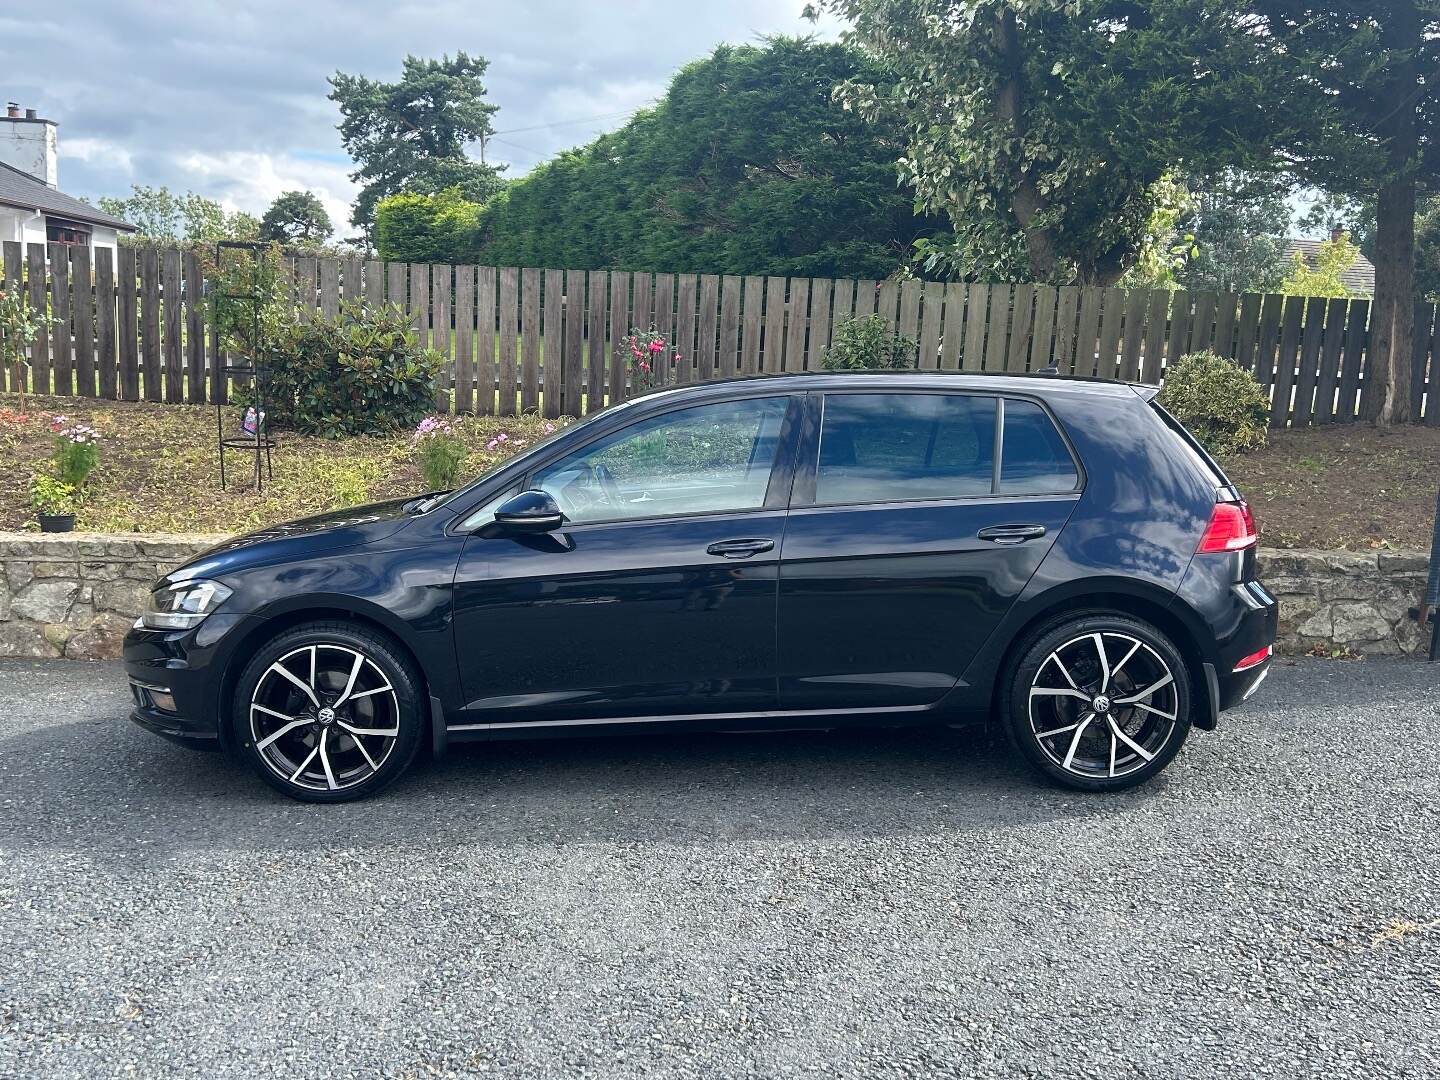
232, 622, 425, 803
1006, 613, 1191, 791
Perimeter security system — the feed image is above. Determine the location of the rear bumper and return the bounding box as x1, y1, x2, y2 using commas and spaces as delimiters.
1173, 551, 1279, 724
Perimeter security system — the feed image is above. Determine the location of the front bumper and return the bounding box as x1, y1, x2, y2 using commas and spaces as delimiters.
122, 612, 255, 750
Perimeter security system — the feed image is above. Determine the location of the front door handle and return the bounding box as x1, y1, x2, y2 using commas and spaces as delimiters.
978, 524, 1047, 545
706, 538, 775, 559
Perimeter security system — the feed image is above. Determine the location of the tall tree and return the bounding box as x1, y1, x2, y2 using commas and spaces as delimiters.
1175, 172, 1293, 294
328, 53, 505, 238
1245, 1, 1438, 424
377, 38, 941, 278
812, 0, 1295, 284
97, 185, 257, 243
259, 190, 334, 245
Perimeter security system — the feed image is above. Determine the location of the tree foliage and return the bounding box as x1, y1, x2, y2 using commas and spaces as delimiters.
1278, 233, 1362, 297
814, 0, 1293, 285
1416, 196, 1440, 302
259, 190, 334, 245
377, 38, 941, 278
329, 53, 505, 238
375, 189, 481, 264
1174, 172, 1293, 294
98, 185, 258, 243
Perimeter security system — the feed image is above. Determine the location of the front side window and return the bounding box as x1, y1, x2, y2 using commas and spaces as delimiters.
815, 392, 996, 505
533, 396, 790, 524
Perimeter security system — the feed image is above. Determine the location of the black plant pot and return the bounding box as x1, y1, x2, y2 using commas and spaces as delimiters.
38, 513, 76, 533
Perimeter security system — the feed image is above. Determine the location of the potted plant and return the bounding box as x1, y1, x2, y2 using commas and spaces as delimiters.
29, 474, 77, 533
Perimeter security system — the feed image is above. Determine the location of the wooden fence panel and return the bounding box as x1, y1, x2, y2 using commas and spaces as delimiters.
1140, 290, 1168, 383
898, 279, 921, 366
675, 274, 698, 385
520, 267, 540, 413
139, 247, 161, 401
1313, 297, 1348, 425
829, 278, 855, 357
1234, 294, 1262, 371
563, 270, 585, 414
1291, 295, 1328, 426
95, 248, 117, 401
340, 256, 362, 304
1095, 287, 1123, 379
807, 277, 833, 371
1213, 293, 1239, 359
364, 260, 384, 306
853, 279, 876, 318
740, 276, 764, 375
918, 281, 945, 370
453, 266, 475, 415
183, 249, 205, 404
116, 245, 139, 401
431, 264, 453, 411
25, 244, 48, 395
940, 282, 967, 370
1164, 291, 1192, 371
693, 274, 718, 380
1252, 294, 1285, 385
962, 284, 989, 371
1410, 301, 1434, 423
718, 275, 741, 377
877, 280, 899, 332
542, 268, 563, 417
293, 256, 318, 319
49, 245, 72, 396
609, 271, 632, 400
652, 273, 676, 387
476, 266, 497, 415
762, 276, 786, 372
1052, 286, 1079, 374
1190, 293, 1217, 355
0, 243, 18, 392
497, 267, 519, 416
1007, 283, 1035, 372
1118, 288, 1147, 381
984, 285, 1011, 373
1072, 286, 1101, 376
71, 246, 95, 397
318, 258, 340, 320
782, 277, 809, 374
1030, 285, 1057, 371
1336, 299, 1368, 423
1269, 295, 1306, 428
161, 247, 183, 403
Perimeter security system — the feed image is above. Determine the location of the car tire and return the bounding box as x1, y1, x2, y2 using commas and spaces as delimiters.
1005, 612, 1192, 792
232, 621, 426, 803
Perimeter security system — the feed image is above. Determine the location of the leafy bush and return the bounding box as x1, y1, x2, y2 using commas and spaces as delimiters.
822, 313, 917, 371
375, 188, 483, 264
50, 417, 101, 487
1158, 350, 1270, 455
29, 474, 77, 516
412, 416, 469, 490
260, 300, 443, 437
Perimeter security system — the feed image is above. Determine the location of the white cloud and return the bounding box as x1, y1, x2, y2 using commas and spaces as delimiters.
174, 151, 357, 232
62, 136, 135, 177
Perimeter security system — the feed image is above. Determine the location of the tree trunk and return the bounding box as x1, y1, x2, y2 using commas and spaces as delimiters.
992, 5, 1062, 283
1363, 0, 1420, 426
1366, 175, 1417, 424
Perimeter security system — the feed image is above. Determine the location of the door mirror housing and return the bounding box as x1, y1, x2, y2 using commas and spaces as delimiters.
492, 490, 564, 534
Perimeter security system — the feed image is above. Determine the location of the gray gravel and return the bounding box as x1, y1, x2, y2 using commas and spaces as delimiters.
0, 657, 1437, 1079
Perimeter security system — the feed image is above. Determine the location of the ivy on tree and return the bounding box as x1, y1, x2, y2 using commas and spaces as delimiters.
329, 52, 505, 239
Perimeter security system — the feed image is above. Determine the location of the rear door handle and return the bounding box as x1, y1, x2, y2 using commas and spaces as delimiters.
706, 538, 775, 559
977, 524, 1047, 544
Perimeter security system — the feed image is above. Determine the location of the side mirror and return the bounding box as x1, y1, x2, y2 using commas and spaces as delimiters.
492, 489, 564, 534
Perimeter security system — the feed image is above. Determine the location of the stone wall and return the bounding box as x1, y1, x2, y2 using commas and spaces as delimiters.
0, 533, 215, 659
1257, 549, 1433, 657
0, 533, 1432, 660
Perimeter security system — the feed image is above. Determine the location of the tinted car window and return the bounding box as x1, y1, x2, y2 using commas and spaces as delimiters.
533, 396, 789, 524
1000, 399, 1079, 494
816, 393, 996, 505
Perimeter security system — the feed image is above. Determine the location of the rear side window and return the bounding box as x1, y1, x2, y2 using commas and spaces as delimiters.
1000, 400, 1079, 494
816, 393, 996, 504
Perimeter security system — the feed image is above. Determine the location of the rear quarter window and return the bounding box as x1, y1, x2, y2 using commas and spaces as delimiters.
999, 399, 1080, 494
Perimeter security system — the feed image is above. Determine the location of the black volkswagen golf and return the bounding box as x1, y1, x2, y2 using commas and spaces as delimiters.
123, 372, 1277, 802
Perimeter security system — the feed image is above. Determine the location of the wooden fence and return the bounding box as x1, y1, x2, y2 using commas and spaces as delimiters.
1, 242, 1436, 425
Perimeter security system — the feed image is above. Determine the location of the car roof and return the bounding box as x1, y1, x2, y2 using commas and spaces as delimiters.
634, 369, 1155, 404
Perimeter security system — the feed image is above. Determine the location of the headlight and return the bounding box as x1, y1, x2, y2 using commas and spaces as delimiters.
142, 579, 233, 630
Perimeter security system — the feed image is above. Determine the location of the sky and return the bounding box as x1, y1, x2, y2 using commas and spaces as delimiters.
2, 1, 842, 237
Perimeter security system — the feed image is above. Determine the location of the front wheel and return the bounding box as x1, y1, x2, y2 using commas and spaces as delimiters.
232, 622, 426, 803
1006, 614, 1192, 792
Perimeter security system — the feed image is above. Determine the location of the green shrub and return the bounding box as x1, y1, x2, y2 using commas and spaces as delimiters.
259, 300, 443, 437
821, 313, 917, 371
1158, 350, 1270, 455
375, 189, 482, 264
412, 416, 469, 491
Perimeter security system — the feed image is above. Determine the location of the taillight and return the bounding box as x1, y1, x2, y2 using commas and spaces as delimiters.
1233, 645, 1272, 672
1197, 500, 1258, 553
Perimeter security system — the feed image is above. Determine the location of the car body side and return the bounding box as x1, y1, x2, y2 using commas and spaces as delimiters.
122, 373, 1277, 752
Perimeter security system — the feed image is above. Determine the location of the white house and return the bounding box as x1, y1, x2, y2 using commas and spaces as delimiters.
0, 103, 134, 253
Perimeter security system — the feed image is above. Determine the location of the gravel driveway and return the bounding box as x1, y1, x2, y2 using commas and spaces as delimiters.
0, 657, 1436, 1079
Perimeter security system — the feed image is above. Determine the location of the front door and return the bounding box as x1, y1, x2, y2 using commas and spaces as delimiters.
778, 391, 1082, 711
451, 394, 797, 726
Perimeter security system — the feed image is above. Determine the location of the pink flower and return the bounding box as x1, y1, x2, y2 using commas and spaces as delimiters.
639, 361, 650, 372
648, 340, 664, 353
672, 352, 682, 362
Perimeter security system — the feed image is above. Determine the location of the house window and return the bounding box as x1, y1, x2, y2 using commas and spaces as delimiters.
45, 218, 91, 246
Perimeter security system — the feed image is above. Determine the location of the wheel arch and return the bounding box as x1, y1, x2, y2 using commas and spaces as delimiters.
215, 599, 443, 753
984, 582, 1218, 731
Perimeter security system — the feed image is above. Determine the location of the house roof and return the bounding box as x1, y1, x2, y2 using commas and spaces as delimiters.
0, 161, 135, 231
1281, 238, 1375, 295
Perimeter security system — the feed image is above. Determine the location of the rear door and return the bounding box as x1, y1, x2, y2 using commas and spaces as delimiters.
777, 391, 1082, 711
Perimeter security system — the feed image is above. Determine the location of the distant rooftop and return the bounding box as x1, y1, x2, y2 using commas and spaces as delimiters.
1281, 237, 1375, 295
0, 160, 135, 232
